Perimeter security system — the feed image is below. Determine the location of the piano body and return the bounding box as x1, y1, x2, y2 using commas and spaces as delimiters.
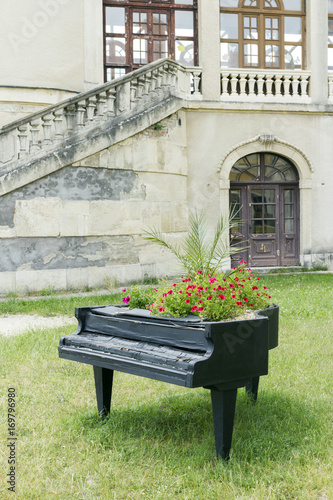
59, 304, 279, 460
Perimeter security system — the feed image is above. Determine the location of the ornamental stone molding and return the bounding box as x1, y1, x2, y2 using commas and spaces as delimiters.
218, 134, 314, 186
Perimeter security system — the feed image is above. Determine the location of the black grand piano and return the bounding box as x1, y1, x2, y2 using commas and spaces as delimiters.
59, 304, 279, 460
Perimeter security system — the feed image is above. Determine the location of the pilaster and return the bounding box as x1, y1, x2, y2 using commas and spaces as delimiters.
198, 0, 221, 101
308, 0, 328, 104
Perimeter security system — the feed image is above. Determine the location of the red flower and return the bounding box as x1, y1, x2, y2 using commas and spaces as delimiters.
197, 270, 203, 274
198, 307, 205, 312
207, 296, 213, 300
198, 300, 203, 304
191, 306, 198, 311
186, 299, 191, 303
219, 295, 226, 300
178, 290, 183, 294
252, 286, 259, 291
232, 294, 236, 299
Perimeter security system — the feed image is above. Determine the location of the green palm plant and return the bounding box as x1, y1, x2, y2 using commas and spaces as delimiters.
143, 208, 245, 275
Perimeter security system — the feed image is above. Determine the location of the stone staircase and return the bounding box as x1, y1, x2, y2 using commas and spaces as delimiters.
0, 59, 202, 197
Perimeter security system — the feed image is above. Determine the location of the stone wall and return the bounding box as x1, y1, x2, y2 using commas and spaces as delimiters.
0, 112, 189, 294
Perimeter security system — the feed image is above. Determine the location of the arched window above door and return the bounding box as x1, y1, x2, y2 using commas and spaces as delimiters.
230, 153, 299, 182
220, 0, 306, 70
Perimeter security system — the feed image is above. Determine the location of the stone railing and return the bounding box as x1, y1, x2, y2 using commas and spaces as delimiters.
220, 69, 310, 101
0, 59, 202, 166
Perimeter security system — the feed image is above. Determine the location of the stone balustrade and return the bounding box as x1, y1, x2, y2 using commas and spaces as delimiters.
328, 72, 333, 98
220, 69, 311, 101
0, 59, 202, 167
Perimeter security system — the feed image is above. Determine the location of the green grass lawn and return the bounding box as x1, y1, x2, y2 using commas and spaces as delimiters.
0, 274, 332, 499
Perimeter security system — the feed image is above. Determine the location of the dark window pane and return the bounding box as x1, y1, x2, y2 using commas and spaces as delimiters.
284, 205, 294, 218
284, 189, 293, 203
264, 220, 276, 233
230, 190, 241, 204
251, 189, 262, 203
252, 204, 263, 218
264, 189, 275, 203
264, 204, 275, 218
252, 220, 263, 233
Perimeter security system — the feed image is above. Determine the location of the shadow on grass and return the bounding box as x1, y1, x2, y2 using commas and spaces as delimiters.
73, 388, 325, 463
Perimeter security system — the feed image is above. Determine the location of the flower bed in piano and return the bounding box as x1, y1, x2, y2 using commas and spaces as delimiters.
121, 263, 273, 323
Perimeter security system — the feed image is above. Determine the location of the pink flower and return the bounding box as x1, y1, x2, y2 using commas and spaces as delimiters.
186, 299, 191, 303
252, 286, 259, 291
198, 307, 205, 312
232, 294, 236, 299
191, 306, 198, 311
178, 290, 183, 294
197, 270, 203, 274
122, 288, 126, 292
236, 301, 243, 306
198, 300, 203, 304
207, 296, 213, 300
122, 296, 130, 303
219, 295, 225, 300
158, 307, 165, 312
244, 298, 248, 302
187, 292, 192, 297
172, 283, 177, 287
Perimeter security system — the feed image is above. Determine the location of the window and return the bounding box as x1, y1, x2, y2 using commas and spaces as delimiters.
104, 1, 198, 81
220, 0, 306, 69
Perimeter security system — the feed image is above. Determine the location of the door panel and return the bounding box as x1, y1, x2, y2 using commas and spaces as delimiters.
249, 185, 280, 266
230, 183, 299, 267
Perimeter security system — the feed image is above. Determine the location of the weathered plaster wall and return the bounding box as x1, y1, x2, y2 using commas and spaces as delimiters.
185, 108, 333, 269
0, 112, 189, 294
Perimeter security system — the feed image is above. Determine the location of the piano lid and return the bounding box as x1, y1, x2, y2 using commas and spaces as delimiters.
90, 305, 205, 324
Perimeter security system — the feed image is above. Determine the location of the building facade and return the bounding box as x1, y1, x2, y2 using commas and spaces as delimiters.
0, 0, 332, 294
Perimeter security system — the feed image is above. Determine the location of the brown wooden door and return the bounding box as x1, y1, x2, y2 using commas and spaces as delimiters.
230, 183, 299, 268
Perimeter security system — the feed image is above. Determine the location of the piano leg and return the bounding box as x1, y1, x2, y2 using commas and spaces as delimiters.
93, 366, 113, 419
210, 388, 237, 461
245, 376, 260, 402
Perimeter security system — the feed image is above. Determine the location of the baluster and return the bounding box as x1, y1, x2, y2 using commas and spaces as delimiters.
144, 72, 152, 95
238, 73, 247, 96
86, 96, 97, 123
161, 65, 169, 87
29, 119, 41, 153
275, 75, 283, 96
156, 68, 163, 91
130, 80, 137, 104
230, 73, 238, 95
53, 109, 64, 141
136, 77, 145, 99
116, 81, 131, 114
169, 66, 177, 89
96, 92, 107, 121
290, 76, 299, 96
150, 71, 158, 93
42, 114, 54, 145
64, 105, 76, 136
284, 74, 292, 96
265, 75, 274, 96
76, 101, 86, 131
299, 76, 308, 97
192, 70, 201, 96
106, 88, 116, 117
18, 124, 28, 159
257, 74, 265, 96
247, 74, 256, 95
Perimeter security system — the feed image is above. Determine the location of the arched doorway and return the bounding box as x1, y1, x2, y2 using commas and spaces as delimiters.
229, 152, 299, 267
